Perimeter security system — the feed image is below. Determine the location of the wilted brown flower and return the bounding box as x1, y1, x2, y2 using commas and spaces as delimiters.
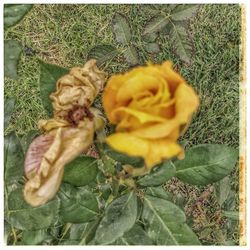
24, 60, 106, 207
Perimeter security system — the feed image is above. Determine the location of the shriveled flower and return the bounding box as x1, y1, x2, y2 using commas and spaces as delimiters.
102, 61, 199, 170
24, 60, 106, 207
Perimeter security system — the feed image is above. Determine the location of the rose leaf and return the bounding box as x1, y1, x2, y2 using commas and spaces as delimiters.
169, 25, 193, 64
113, 223, 154, 245
112, 13, 132, 45
6, 187, 60, 231
4, 131, 24, 183
4, 97, 16, 128
58, 183, 99, 224
138, 161, 176, 187
63, 156, 98, 187
39, 60, 69, 116
143, 15, 169, 36
124, 45, 140, 66
145, 42, 161, 54
87, 45, 118, 66
95, 191, 137, 245
4, 40, 22, 79
170, 4, 200, 21
4, 4, 33, 28
174, 144, 238, 186
142, 195, 201, 245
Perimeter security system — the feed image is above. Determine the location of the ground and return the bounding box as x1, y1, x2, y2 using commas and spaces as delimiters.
4, 4, 240, 245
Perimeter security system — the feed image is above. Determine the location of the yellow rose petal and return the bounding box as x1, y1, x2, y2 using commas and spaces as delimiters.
131, 119, 179, 139
106, 133, 149, 158
175, 83, 199, 124
111, 107, 167, 124
102, 74, 124, 123
161, 61, 185, 93
116, 73, 160, 103
145, 139, 183, 168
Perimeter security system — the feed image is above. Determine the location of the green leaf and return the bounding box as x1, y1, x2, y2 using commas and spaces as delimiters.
223, 191, 236, 211
74, 219, 100, 245
95, 191, 137, 245
4, 40, 22, 79
4, 131, 24, 183
22, 229, 49, 245
20, 130, 39, 154
87, 45, 118, 66
174, 144, 238, 186
223, 211, 239, 221
99, 143, 144, 167
112, 13, 132, 44
4, 4, 33, 28
143, 15, 169, 35
171, 5, 199, 21
170, 25, 193, 64
58, 183, 99, 223
142, 32, 158, 43
145, 42, 161, 54
214, 176, 231, 206
146, 187, 173, 201
4, 97, 15, 128
114, 224, 154, 245
142, 195, 200, 245
138, 161, 176, 187
39, 60, 69, 116
124, 45, 140, 66
6, 188, 60, 231
63, 156, 98, 187
59, 240, 79, 245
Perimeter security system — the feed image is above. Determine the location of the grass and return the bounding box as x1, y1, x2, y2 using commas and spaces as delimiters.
4, 4, 241, 245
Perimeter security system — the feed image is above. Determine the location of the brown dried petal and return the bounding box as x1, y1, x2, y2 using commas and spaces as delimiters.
50, 59, 107, 119
24, 134, 54, 179
23, 119, 94, 207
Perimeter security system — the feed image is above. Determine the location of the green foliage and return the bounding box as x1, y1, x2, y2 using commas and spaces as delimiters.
114, 224, 154, 245
39, 60, 69, 116
214, 176, 231, 206
4, 98, 16, 128
145, 186, 173, 201
97, 142, 144, 167
19, 130, 39, 154
144, 42, 161, 54
138, 161, 176, 187
6, 187, 60, 231
142, 4, 199, 63
4, 131, 24, 183
174, 144, 238, 185
4, 40, 22, 79
87, 45, 118, 66
142, 194, 201, 245
112, 13, 132, 44
4, 5, 33, 81
171, 5, 200, 21
143, 15, 170, 35
68, 220, 100, 245
4, 4, 33, 28
22, 229, 50, 245
58, 183, 99, 223
170, 25, 193, 64
63, 156, 98, 187
223, 211, 239, 221
124, 45, 140, 66
95, 191, 137, 245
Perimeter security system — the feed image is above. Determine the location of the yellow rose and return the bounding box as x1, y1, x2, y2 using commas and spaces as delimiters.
102, 61, 199, 170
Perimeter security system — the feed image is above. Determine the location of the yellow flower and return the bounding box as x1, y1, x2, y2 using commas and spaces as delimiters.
102, 61, 199, 169
24, 60, 106, 207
